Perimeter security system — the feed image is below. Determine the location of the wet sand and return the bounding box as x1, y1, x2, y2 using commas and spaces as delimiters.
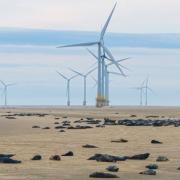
0, 106, 180, 180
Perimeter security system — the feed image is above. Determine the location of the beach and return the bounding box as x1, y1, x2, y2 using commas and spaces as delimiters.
0, 106, 179, 179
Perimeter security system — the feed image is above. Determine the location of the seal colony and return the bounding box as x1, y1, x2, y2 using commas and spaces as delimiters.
0, 106, 180, 180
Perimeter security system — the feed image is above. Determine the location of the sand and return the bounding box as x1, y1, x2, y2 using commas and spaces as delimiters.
0, 106, 180, 180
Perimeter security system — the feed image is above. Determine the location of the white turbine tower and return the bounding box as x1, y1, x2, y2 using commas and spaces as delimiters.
56, 71, 78, 106
0, 80, 16, 106
57, 3, 125, 107
69, 67, 96, 106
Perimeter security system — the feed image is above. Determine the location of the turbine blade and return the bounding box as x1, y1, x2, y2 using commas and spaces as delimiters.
107, 57, 130, 66
141, 79, 146, 87
118, 64, 131, 71
108, 71, 123, 76
69, 68, 83, 77
0, 80, 6, 86
56, 71, 68, 80
69, 74, 79, 80
89, 61, 98, 69
87, 48, 98, 60
131, 87, 141, 90
117, 57, 131, 62
100, 2, 117, 40
91, 76, 98, 83
147, 87, 154, 93
7, 83, 16, 86
105, 56, 130, 66
86, 67, 97, 76
106, 57, 131, 71
93, 82, 97, 89
91, 76, 98, 88
57, 42, 98, 48
101, 44, 126, 76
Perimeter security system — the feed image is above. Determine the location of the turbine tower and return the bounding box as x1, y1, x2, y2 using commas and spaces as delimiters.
145, 77, 153, 106
57, 3, 125, 107
56, 71, 78, 106
132, 79, 146, 106
136, 87, 144, 106
0, 80, 16, 106
104, 71, 124, 106
69, 67, 96, 106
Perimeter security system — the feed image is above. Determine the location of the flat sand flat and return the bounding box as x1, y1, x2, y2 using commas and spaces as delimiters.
0, 106, 180, 180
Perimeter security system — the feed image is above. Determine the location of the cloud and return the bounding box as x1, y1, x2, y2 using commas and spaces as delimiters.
0, 0, 180, 33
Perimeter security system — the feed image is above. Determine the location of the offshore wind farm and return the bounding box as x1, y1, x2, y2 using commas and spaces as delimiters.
0, 0, 180, 180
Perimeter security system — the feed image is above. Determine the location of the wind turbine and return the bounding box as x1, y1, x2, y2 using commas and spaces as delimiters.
57, 2, 126, 107
132, 80, 146, 106
56, 71, 78, 106
87, 49, 129, 105
69, 67, 96, 106
0, 80, 16, 106
144, 77, 153, 106
133, 78, 153, 106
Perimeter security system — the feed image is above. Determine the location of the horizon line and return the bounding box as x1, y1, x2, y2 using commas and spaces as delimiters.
0, 27, 180, 35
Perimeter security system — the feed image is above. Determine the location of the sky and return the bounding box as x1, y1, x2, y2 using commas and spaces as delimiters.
0, 0, 180, 33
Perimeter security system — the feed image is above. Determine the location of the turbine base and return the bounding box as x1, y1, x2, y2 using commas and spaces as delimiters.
67, 101, 70, 106
105, 100, 109, 106
83, 101, 86, 106
96, 97, 107, 107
